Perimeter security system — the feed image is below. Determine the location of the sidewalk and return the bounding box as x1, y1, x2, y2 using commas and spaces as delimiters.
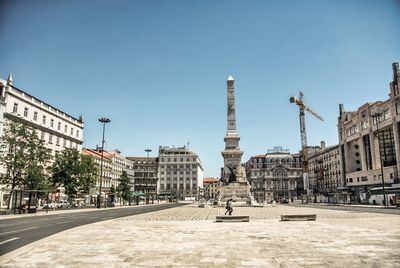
1, 204, 399, 267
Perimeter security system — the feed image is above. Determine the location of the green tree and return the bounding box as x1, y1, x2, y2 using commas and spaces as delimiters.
50, 148, 98, 198
118, 170, 131, 205
78, 155, 98, 196
0, 120, 51, 208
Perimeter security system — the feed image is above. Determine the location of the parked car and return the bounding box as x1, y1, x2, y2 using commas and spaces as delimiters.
43, 202, 56, 209
57, 200, 71, 208
281, 198, 289, 204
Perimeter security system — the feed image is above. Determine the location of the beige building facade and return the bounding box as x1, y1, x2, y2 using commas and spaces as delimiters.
245, 147, 303, 203
338, 63, 400, 202
158, 145, 203, 200
308, 142, 342, 202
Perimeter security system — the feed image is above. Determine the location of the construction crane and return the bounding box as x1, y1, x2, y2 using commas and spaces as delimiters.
290, 91, 323, 194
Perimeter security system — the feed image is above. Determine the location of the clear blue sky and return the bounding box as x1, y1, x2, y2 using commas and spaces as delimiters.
1, 0, 399, 177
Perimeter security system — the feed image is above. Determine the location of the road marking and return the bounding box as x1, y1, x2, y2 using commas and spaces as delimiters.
1, 226, 38, 235
0, 237, 20, 245
55, 220, 73, 225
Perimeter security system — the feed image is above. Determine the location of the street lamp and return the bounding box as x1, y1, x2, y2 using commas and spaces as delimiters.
97, 117, 111, 209
144, 148, 152, 205
372, 112, 387, 206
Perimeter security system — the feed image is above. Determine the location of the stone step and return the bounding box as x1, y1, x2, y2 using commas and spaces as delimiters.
215, 215, 250, 222
281, 214, 317, 221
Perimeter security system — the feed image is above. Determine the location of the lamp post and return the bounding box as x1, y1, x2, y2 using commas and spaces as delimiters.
372, 112, 387, 206
97, 117, 111, 209
144, 148, 152, 205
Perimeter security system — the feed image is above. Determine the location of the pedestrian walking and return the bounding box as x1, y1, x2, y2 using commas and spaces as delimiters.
225, 199, 233, 215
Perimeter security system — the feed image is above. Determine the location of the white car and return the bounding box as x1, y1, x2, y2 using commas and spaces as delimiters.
43, 202, 56, 209
57, 200, 71, 208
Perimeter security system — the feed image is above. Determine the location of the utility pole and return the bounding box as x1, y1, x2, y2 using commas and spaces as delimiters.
97, 117, 111, 209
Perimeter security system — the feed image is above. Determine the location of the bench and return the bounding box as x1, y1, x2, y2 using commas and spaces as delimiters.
216, 215, 250, 222
281, 214, 316, 221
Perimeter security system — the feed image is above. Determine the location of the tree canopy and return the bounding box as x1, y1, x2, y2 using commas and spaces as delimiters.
118, 170, 131, 203
50, 148, 98, 198
0, 120, 51, 191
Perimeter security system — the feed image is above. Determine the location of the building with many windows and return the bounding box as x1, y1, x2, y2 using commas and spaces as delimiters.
308, 141, 342, 201
82, 148, 113, 203
245, 147, 303, 203
0, 75, 84, 158
82, 148, 137, 204
0, 74, 84, 208
158, 145, 203, 200
338, 63, 400, 203
126, 156, 159, 203
203, 177, 220, 201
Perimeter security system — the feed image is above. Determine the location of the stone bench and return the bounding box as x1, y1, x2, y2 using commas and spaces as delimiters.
216, 215, 250, 222
281, 214, 316, 221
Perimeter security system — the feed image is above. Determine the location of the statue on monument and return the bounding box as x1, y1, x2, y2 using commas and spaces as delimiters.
226, 163, 247, 184
226, 164, 237, 183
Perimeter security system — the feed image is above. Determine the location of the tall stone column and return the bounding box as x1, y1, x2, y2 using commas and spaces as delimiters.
221, 76, 244, 183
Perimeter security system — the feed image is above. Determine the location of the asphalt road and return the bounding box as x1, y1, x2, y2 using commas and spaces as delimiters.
0, 203, 186, 256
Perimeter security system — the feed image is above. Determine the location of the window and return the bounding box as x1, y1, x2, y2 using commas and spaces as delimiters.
64, 125, 67, 133
50, 119, 54, 128
63, 139, 67, 147
70, 128, 73, 136
24, 107, 28, 117
34, 111, 38, 121
41, 132, 45, 140
76, 130, 79, 138
363, 135, 372, 170
58, 122, 61, 130
13, 103, 18, 113
42, 115, 46, 125
49, 134, 53, 144
378, 127, 397, 167
56, 137, 60, 146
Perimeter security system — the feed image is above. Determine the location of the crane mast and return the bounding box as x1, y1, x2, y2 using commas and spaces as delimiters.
290, 91, 323, 195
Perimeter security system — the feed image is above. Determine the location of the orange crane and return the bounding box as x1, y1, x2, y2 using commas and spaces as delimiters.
290, 91, 323, 194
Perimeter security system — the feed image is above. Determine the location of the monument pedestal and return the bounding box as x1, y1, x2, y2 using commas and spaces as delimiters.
219, 182, 251, 207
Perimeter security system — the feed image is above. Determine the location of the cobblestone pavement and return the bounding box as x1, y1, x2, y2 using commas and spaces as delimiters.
1, 204, 400, 267
123, 203, 391, 221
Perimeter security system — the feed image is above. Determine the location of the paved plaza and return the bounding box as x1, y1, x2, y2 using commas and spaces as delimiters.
1, 204, 400, 267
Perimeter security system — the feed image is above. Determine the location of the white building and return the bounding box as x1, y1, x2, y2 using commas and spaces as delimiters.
0, 74, 84, 209
0, 74, 84, 159
158, 145, 203, 200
